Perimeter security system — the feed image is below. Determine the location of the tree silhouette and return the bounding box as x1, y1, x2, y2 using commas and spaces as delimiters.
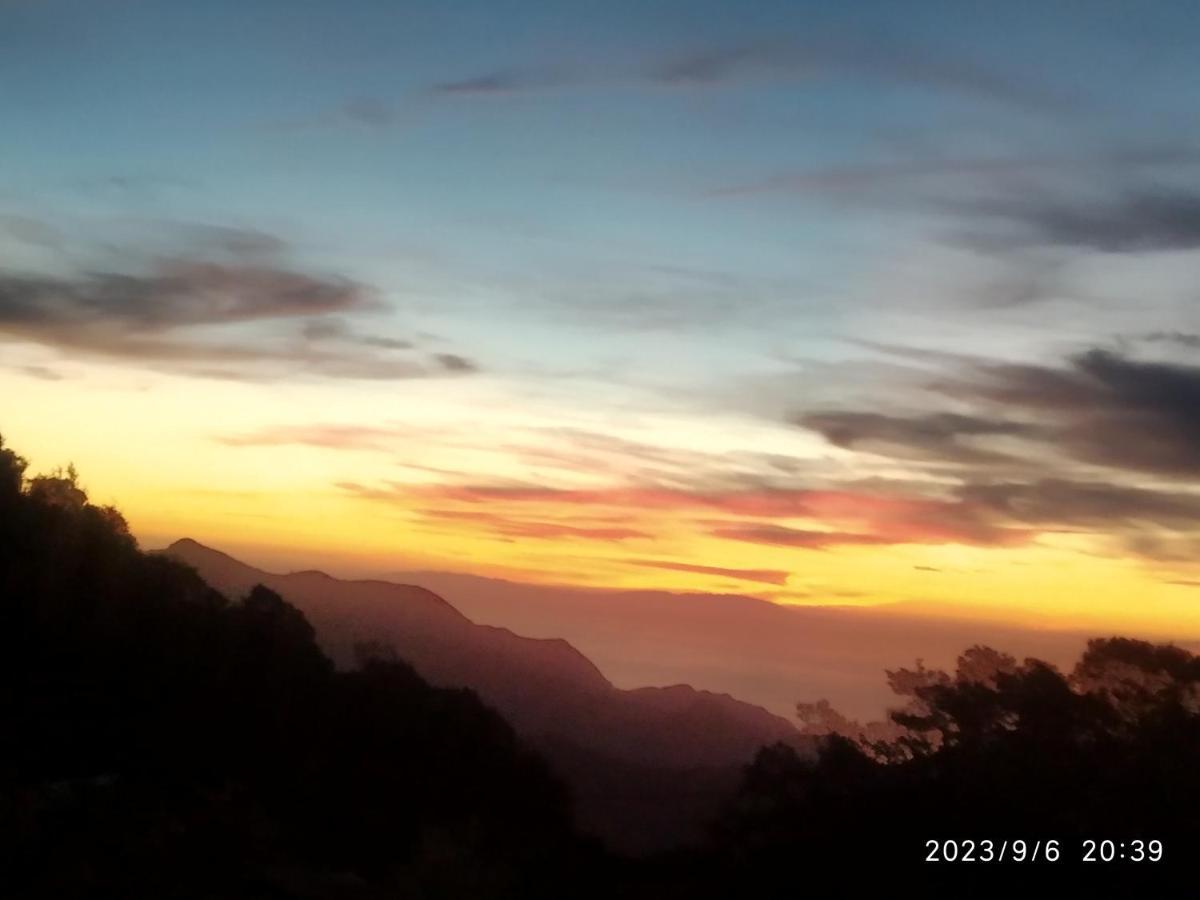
710, 640, 1200, 893
0, 434, 607, 898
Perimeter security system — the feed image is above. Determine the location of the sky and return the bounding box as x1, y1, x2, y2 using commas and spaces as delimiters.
3, 0, 1200, 639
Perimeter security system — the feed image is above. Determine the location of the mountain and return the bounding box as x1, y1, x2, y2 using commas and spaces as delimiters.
164, 539, 807, 850
393, 568, 1098, 721
1, 455, 597, 898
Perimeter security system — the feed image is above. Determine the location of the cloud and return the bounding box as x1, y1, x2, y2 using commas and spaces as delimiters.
650, 42, 785, 86
707, 523, 893, 550
301, 317, 413, 350
0, 261, 372, 332
648, 37, 1070, 111
960, 188, 1200, 253
797, 411, 1040, 465
625, 559, 790, 586
428, 34, 1068, 111
217, 425, 406, 452
0, 255, 475, 381
419, 508, 649, 542
959, 349, 1200, 476
801, 348, 1200, 479
434, 352, 478, 373
0, 215, 61, 248
18, 364, 63, 380
429, 66, 573, 97
710, 148, 1200, 197
957, 479, 1200, 530
1143, 331, 1200, 349
791, 347, 1200, 561
338, 480, 1028, 548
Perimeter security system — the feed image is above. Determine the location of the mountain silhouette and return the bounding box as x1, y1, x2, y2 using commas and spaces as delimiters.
394, 566, 1098, 721
164, 538, 808, 850
0, 447, 603, 898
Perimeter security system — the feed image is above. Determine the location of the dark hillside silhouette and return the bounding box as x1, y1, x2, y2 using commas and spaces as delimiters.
0, 436, 601, 898
165, 537, 809, 851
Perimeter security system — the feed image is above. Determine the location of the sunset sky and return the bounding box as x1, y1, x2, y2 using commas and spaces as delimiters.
3, 0, 1200, 639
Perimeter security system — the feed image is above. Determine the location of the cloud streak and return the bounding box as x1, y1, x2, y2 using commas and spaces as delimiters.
0, 253, 476, 381
625, 559, 791, 586
960, 188, 1200, 253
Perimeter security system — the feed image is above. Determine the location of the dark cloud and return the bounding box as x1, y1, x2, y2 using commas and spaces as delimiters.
961, 188, 1200, 253
815, 349, 1200, 478
786, 348, 1200, 564
0, 258, 472, 381
301, 317, 413, 350
0, 262, 371, 332
429, 67, 572, 97
434, 352, 478, 373
797, 411, 1040, 465
958, 479, 1200, 530
961, 350, 1200, 476
1142, 331, 1200, 349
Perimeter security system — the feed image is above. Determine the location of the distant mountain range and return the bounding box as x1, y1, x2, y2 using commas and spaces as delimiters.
388, 567, 1096, 721
164, 538, 807, 850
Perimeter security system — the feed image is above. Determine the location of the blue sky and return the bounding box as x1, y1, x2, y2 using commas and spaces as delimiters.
4, 2, 1199, 373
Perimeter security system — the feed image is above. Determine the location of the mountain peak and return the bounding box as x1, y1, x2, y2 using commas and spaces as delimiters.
166, 537, 237, 560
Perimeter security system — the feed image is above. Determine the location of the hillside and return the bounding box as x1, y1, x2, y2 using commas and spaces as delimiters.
0, 440, 599, 898
165, 538, 802, 768
164, 538, 808, 850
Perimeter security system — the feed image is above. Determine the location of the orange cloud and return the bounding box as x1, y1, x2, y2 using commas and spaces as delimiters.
339, 481, 1031, 548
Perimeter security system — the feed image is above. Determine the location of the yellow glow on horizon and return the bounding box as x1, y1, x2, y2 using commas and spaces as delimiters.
5, 361, 1200, 645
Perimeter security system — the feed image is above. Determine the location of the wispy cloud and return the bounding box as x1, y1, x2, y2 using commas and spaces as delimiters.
428, 65, 575, 97
649, 35, 1073, 111
426, 32, 1071, 112
948, 349, 1200, 476
0, 248, 476, 381
796, 411, 1041, 466
706, 523, 894, 550
788, 345, 1200, 563
420, 507, 650, 542
709, 148, 1200, 197
217, 425, 407, 452
625, 558, 791, 586
797, 348, 1200, 480
958, 188, 1200, 253
337, 480, 1030, 549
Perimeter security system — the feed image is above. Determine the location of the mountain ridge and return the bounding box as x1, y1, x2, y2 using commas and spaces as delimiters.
162, 538, 802, 766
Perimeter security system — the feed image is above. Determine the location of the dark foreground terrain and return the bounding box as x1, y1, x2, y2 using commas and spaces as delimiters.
3, 434, 1200, 898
